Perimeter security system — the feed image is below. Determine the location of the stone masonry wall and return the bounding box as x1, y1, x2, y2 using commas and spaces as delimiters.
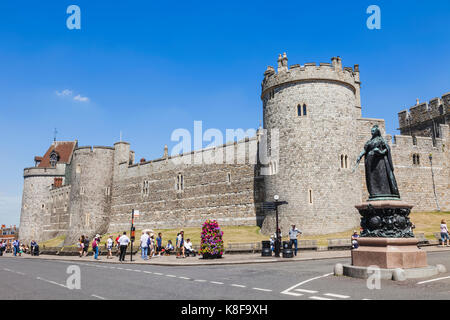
108, 138, 262, 233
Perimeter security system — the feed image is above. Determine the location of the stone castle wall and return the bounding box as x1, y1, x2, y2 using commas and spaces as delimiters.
260, 56, 364, 236
65, 146, 115, 244
108, 138, 263, 233
398, 93, 450, 138
19, 54, 450, 244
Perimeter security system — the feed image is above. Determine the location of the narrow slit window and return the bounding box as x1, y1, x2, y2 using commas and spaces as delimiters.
309, 190, 313, 204
303, 104, 307, 116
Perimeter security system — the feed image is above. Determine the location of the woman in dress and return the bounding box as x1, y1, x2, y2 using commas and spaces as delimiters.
355, 125, 400, 200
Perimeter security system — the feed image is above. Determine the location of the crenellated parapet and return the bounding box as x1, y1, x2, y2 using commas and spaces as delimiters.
261, 54, 361, 100
398, 92, 450, 137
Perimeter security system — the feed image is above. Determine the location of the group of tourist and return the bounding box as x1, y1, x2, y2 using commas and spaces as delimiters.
75, 229, 197, 262
0, 239, 39, 257
138, 229, 196, 260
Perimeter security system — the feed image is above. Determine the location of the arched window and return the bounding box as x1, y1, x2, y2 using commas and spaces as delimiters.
340, 155, 344, 168
297, 104, 302, 116
303, 104, 307, 116
345, 155, 348, 169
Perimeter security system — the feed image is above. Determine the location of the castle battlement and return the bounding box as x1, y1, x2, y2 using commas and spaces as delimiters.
398, 92, 450, 131
261, 54, 360, 98
23, 164, 66, 177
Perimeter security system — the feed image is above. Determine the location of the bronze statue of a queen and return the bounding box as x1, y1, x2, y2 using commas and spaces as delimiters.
354, 125, 400, 200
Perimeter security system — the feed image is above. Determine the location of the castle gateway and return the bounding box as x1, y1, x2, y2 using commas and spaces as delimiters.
19, 54, 449, 245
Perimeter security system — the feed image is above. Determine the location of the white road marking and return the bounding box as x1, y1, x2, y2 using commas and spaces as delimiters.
194, 279, 207, 282
154, 272, 163, 275
280, 273, 333, 296
210, 281, 224, 285
143, 271, 152, 274
310, 296, 334, 300
252, 288, 272, 292
324, 293, 350, 299
231, 284, 246, 288
294, 289, 318, 294
91, 294, 106, 300
133, 270, 141, 272
3, 268, 25, 276
166, 275, 177, 278
179, 277, 190, 280
417, 276, 450, 285
36, 277, 68, 289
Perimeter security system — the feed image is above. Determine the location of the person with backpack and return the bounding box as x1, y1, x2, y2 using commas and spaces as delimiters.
83, 236, 90, 257
92, 235, 100, 260
106, 235, 114, 259
12, 239, 20, 257
79, 235, 85, 257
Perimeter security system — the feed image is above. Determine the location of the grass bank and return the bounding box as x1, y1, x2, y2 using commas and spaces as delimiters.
40, 211, 449, 248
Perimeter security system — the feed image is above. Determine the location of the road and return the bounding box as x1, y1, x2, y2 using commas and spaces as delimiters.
1, 251, 450, 300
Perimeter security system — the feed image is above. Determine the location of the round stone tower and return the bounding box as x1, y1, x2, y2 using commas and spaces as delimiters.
65, 146, 114, 244
261, 53, 363, 235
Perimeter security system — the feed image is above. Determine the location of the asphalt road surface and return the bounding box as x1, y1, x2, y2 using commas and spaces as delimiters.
1, 251, 450, 300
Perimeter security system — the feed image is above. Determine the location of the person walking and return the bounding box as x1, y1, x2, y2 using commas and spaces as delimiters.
92, 234, 101, 260
176, 230, 185, 258
83, 236, 90, 257
115, 234, 121, 257
140, 232, 149, 260
118, 232, 130, 262
440, 220, 449, 246
79, 235, 85, 257
106, 235, 114, 259
288, 224, 302, 256
0, 241, 6, 256
12, 239, 20, 257
156, 232, 163, 256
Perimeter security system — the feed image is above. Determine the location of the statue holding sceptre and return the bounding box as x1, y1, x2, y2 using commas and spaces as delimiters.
353, 125, 400, 200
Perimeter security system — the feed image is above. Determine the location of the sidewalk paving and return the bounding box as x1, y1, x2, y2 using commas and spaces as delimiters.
3, 245, 450, 266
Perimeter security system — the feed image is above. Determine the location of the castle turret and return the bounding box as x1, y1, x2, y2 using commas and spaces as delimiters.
65, 145, 114, 244
260, 54, 363, 235
19, 141, 77, 243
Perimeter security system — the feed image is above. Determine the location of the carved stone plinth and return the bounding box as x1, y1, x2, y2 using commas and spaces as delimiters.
351, 238, 428, 269
355, 200, 414, 238
353, 200, 428, 269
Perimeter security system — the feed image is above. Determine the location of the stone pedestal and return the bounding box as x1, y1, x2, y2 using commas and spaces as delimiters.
353, 200, 428, 270
351, 238, 427, 269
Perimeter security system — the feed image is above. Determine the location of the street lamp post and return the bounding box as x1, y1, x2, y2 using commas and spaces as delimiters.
429, 154, 441, 212
274, 195, 280, 257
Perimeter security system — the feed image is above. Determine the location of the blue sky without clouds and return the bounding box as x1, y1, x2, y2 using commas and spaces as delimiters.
0, 1, 449, 225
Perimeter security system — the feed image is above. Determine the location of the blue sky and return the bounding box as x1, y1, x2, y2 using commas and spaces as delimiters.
0, 0, 449, 225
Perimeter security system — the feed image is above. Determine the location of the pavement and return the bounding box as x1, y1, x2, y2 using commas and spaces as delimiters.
1, 249, 450, 300
4, 245, 450, 266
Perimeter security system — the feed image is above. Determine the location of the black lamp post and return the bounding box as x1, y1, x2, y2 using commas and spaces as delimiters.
429, 154, 441, 212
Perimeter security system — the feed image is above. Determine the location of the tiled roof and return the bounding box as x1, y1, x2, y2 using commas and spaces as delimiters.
37, 141, 78, 168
